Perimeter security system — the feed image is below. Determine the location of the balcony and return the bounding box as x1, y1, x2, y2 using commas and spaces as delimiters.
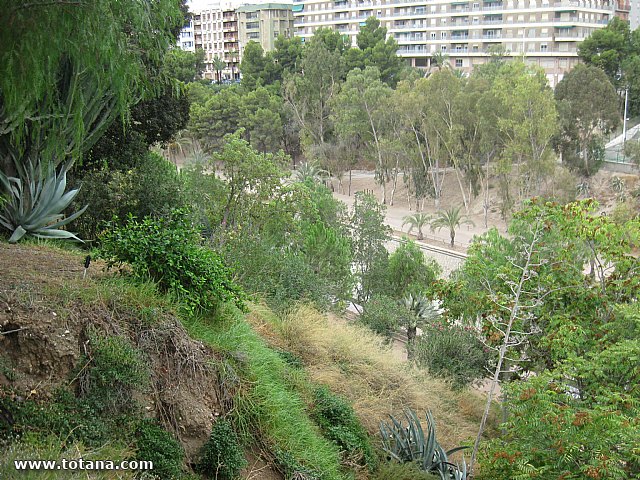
452, 33, 470, 40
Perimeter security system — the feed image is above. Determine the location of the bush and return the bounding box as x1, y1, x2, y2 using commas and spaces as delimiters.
413, 322, 489, 389
372, 461, 439, 480
223, 235, 330, 312
98, 209, 245, 315
82, 330, 149, 415
311, 386, 376, 470
1, 389, 112, 448
359, 295, 403, 342
135, 419, 184, 479
71, 152, 185, 241
387, 240, 441, 298
198, 419, 246, 479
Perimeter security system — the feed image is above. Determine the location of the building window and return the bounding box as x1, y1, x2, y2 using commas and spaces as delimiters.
455, 58, 463, 67
441, 45, 447, 51
274, 31, 279, 37
246, 21, 259, 29
540, 44, 548, 52
431, 32, 436, 39
441, 32, 447, 39
248, 32, 259, 39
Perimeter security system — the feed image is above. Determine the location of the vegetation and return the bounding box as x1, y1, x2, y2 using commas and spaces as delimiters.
1, 4, 639, 480
413, 323, 489, 389
198, 419, 246, 479
98, 209, 245, 315
379, 408, 467, 479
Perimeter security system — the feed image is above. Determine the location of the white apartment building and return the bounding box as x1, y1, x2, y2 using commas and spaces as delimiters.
179, 19, 196, 52
292, 0, 618, 85
192, 2, 245, 81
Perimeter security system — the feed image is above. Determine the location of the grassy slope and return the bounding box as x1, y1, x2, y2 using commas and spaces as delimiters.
246, 304, 496, 451
0, 242, 492, 479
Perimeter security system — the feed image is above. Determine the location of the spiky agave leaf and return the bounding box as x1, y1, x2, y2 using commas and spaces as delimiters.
379, 408, 468, 479
0, 159, 87, 243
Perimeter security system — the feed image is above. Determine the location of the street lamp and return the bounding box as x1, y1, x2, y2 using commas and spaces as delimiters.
622, 85, 629, 145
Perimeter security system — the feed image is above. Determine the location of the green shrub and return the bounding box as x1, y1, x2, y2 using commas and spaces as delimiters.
135, 419, 184, 479
82, 330, 149, 415
387, 240, 441, 299
372, 461, 439, 480
98, 209, 245, 314
224, 235, 330, 312
413, 322, 489, 389
359, 295, 403, 342
198, 419, 246, 479
71, 152, 185, 241
311, 386, 376, 470
1, 389, 110, 447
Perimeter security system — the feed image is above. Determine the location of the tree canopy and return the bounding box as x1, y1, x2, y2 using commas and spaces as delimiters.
0, 0, 184, 166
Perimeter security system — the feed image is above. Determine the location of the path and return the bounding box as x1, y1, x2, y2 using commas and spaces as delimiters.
605, 123, 640, 149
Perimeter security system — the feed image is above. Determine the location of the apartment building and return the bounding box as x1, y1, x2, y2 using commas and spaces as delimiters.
193, 3, 242, 81
179, 19, 196, 52
292, 0, 617, 85
237, 4, 295, 57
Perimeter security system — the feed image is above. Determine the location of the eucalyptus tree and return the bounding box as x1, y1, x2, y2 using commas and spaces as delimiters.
284, 38, 344, 155
333, 67, 393, 204
0, 0, 184, 171
555, 64, 620, 176
490, 62, 558, 219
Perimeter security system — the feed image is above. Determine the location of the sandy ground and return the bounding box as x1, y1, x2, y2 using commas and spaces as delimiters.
329, 169, 640, 252
330, 170, 507, 252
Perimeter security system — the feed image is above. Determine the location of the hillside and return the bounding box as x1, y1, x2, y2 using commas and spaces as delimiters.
0, 242, 487, 479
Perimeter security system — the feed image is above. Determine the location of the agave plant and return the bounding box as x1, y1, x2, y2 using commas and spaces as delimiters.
576, 181, 590, 197
0, 159, 87, 243
380, 408, 468, 480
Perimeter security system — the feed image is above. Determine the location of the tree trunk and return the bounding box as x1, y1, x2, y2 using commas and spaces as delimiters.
407, 324, 417, 360
450, 229, 455, 248
348, 169, 352, 196
469, 224, 540, 478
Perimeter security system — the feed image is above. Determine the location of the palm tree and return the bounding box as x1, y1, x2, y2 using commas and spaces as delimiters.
430, 205, 474, 248
402, 213, 431, 241
402, 293, 441, 359
294, 162, 328, 184
430, 51, 450, 72
212, 55, 226, 84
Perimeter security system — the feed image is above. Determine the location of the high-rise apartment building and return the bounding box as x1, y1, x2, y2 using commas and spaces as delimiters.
237, 4, 295, 57
193, 3, 241, 81
179, 19, 196, 52
292, 0, 617, 85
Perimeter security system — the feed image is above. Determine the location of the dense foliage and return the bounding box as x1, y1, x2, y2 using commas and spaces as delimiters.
198, 419, 246, 479
98, 210, 245, 314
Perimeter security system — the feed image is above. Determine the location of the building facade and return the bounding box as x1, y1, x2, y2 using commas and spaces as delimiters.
292, 0, 617, 85
179, 19, 196, 52
237, 3, 295, 57
193, 3, 241, 81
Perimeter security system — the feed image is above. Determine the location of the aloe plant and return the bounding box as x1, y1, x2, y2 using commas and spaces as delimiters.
0, 159, 87, 243
380, 408, 468, 480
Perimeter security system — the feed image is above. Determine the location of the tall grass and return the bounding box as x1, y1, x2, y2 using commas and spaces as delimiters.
247, 304, 496, 451
183, 305, 348, 480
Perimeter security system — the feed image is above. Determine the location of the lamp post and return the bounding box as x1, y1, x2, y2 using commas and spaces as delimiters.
622, 85, 629, 145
